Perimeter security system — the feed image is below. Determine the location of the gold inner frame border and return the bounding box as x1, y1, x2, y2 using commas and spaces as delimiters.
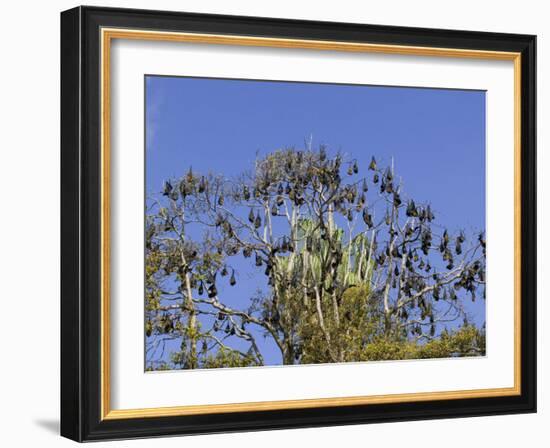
100, 27, 522, 420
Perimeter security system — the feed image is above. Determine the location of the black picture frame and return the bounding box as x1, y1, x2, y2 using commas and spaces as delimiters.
61, 5, 536, 442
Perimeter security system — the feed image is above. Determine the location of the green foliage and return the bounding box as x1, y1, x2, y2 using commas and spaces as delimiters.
359, 325, 486, 361
201, 348, 261, 369
298, 286, 383, 364
145, 146, 486, 370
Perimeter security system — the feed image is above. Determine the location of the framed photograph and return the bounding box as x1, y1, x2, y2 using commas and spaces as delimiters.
61, 6, 536, 442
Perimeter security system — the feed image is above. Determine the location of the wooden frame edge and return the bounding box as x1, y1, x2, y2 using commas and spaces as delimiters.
102, 387, 520, 420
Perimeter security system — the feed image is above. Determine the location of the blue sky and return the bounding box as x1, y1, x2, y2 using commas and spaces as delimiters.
145, 75, 486, 367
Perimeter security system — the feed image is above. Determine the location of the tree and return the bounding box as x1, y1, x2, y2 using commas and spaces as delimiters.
145, 146, 486, 370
